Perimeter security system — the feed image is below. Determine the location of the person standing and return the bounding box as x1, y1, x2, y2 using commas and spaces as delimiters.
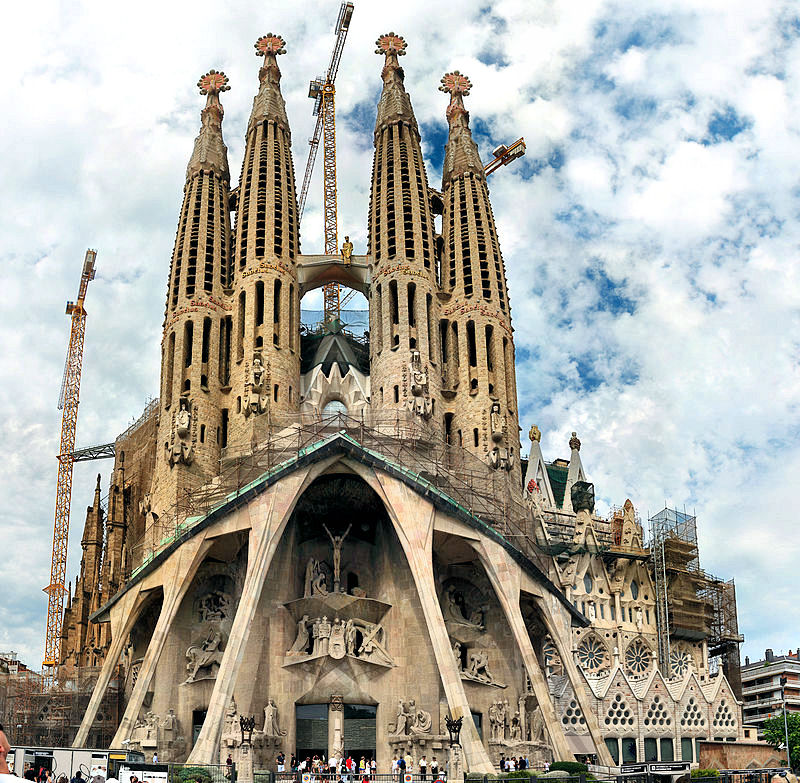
419, 756, 427, 781
430, 759, 439, 780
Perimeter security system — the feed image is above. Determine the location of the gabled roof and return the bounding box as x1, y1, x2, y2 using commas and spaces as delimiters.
92, 431, 586, 625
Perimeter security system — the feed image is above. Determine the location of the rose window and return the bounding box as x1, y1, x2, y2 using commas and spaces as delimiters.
670, 647, 693, 677
625, 639, 652, 675
577, 636, 608, 672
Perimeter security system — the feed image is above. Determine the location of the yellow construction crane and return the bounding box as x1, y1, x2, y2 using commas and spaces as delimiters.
298, 1, 354, 324
484, 138, 526, 176
42, 249, 97, 688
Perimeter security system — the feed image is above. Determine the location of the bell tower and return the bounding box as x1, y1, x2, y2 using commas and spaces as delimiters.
437, 72, 521, 482
153, 69, 233, 516
227, 34, 302, 450
367, 33, 441, 419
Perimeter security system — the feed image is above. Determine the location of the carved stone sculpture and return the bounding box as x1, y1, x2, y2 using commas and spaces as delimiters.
510, 710, 521, 741
288, 614, 310, 654
323, 523, 352, 592
221, 698, 241, 749
262, 699, 287, 737
389, 699, 432, 735
357, 620, 392, 666
184, 629, 224, 683
488, 700, 506, 741
443, 587, 485, 632
198, 591, 232, 623
168, 398, 195, 466
407, 350, 433, 419
244, 353, 269, 417
303, 558, 328, 597
527, 705, 545, 744
462, 648, 504, 687
488, 401, 513, 471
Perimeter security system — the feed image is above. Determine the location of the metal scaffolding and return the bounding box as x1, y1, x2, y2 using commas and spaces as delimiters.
648, 507, 743, 693
127, 409, 543, 576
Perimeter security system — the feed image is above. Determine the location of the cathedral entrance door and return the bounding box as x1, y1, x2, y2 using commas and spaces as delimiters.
296, 704, 328, 761
343, 704, 376, 765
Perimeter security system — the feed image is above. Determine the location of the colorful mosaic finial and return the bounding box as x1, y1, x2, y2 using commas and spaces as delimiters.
375, 32, 407, 57
439, 71, 472, 98
255, 34, 287, 58
197, 70, 230, 96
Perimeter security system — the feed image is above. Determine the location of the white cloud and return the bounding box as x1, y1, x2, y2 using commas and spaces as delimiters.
1, 0, 799, 668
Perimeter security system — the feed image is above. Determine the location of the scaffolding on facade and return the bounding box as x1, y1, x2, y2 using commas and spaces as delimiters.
648, 507, 743, 695
128, 409, 547, 577
5, 665, 121, 747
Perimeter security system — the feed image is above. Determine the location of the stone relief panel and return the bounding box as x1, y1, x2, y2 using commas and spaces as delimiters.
182, 568, 237, 685
388, 699, 433, 736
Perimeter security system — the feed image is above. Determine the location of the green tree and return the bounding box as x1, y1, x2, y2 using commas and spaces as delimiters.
762, 711, 800, 770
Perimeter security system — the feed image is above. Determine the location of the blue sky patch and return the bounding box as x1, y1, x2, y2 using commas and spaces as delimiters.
704, 106, 751, 144
585, 265, 637, 315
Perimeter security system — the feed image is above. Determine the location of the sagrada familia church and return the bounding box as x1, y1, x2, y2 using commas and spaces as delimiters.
56, 29, 745, 773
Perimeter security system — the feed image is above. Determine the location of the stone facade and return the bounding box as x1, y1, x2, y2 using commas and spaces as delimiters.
61, 27, 746, 774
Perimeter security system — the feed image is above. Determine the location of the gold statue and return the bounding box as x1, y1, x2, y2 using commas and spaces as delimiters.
529, 424, 541, 443
341, 235, 353, 265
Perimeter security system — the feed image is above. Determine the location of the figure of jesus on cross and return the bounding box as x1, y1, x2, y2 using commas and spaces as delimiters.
323, 523, 352, 592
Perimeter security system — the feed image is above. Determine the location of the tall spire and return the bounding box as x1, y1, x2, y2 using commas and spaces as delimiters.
436, 70, 520, 483
374, 33, 416, 135
226, 31, 301, 451
368, 33, 440, 421
440, 71, 484, 186
187, 70, 231, 181
154, 69, 235, 518
249, 34, 290, 133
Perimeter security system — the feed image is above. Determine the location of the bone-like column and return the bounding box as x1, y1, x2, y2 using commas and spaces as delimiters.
73, 584, 146, 747
539, 592, 615, 766
469, 538, 576, 761
187, 470, 313, 762
111, 536, 213, 747
366, 467, 495, 773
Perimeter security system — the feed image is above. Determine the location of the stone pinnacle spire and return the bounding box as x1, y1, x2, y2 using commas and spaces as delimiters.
374, 33, 417, 135
187, 70, 231, 182
440, 71, 484, 186
249, 33, 290, 133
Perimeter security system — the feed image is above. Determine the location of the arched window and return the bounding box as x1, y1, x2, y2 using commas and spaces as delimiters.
583, 573, 593, 594
322, 399, 347, 418
631, 580, 639, 600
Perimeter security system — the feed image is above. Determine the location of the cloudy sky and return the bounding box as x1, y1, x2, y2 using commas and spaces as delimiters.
1, 0, 799, 669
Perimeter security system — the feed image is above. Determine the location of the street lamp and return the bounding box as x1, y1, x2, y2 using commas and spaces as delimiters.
780, 676, 791, 771
444, 714, 463, 747
240, 715, 256, 747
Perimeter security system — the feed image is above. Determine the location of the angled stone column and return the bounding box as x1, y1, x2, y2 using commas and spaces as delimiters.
73, 584, 146, 747
538, 592, 614, 766
469, 538, 576, 762
187, 468, 313, 763
365, 467, 495, 773
111, 536, 214, 747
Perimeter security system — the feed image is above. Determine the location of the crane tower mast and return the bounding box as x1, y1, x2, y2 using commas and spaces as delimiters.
42, 249, 97, 687
299, 2, 354, 323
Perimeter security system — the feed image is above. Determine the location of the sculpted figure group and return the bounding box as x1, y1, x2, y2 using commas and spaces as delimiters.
288, 614, 393, 667
388, 698, 433, 736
